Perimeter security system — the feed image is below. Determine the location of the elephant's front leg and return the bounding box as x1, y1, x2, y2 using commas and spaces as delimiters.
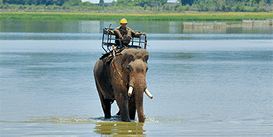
115, 91, 131, 122
129, 95, 136, 120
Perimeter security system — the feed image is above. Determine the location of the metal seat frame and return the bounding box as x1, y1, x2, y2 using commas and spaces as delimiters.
101, 28, 147, 53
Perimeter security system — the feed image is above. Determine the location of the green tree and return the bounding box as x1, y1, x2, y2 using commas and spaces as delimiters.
180, 0, 194, 5
134, 0, 151, 7
249, 0, 254, 6
184, 4, 190, 10
253, 4, 259, 11
153, 0, 168, 8
64, 0, 80, 6
231, 2, 240, 11
197, 0, 204, 11
116, 0, 133, 6
99, 0, 104, 6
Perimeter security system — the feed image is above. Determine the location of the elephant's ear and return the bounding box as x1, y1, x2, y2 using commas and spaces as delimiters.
121, 52, 127, 65
140, 49, 149, 63
121, 52, 134, 66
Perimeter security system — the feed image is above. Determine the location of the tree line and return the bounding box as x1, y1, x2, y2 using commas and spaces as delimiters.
2, 0, 78, 6
1, 0, 272, 12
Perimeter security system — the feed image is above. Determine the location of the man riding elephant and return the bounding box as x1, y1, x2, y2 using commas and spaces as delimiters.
94, 48, 153, 122
107, 18, 146, 46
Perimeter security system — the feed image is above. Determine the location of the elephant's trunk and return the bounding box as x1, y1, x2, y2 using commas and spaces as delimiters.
134, 80, 145, 122
127, 59, 151, 122
129, 73, 146, 122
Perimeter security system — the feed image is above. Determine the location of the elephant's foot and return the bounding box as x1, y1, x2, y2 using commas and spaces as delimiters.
120, 111, 131, 122
105, 114, 111, 119
121, 117, 131, 122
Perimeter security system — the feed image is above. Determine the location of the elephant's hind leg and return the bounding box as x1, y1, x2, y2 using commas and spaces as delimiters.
98, 92, 112, 119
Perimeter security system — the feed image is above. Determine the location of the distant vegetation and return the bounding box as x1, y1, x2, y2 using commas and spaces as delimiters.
0, 0, 272, 12
1, 12, 272, 22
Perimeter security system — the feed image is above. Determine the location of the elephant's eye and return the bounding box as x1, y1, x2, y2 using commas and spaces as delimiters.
143, 55, 149, 62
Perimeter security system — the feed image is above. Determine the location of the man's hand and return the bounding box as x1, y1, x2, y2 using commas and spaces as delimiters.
106, 29, 114, 34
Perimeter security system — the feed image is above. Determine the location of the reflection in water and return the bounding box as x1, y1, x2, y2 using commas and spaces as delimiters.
1, 32, 273, 40
1, 20, 272, 34
1, 19, 272, 40
94, 122, 146, 136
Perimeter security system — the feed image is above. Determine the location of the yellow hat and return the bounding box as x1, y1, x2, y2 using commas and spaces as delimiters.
120, 18, 127, 24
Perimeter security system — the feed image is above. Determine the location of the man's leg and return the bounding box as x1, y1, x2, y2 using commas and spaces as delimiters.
115, 30, 123, 39
127, 29, 132, 38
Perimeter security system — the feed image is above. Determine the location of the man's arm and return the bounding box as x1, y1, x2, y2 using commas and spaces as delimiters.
106, 29, 114, 35
135, 32, 146, 36
128, 27, 146, 37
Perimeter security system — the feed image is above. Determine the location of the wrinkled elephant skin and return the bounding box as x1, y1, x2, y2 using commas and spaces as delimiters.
94, 48, 149, 122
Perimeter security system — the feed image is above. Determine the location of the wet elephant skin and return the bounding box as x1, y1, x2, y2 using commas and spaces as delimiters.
94, 48, 149, 122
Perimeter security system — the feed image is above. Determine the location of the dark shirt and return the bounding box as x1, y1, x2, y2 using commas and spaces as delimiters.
114, 26, 136, 37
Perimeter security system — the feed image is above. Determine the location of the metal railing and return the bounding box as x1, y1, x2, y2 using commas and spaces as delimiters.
101, 28, 147, 53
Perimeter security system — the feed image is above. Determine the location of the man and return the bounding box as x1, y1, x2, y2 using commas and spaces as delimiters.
107, 18, 146, 46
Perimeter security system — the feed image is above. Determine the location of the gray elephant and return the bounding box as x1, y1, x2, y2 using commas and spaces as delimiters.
94, 48, 153, 122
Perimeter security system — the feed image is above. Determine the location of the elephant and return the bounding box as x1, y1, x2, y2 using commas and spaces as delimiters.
94, 48, 153, 122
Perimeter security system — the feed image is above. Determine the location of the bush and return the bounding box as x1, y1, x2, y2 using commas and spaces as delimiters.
184, 4, 190, 11
253, 4, 259, 12
175, 5, 184, 11
144, 4, 148, 10
225, 5, 231, 11
238, 3, 245, 11
244, 6, 254, 12
220, 3, 226, 11
3, 4, 9, 9
259, 7, 268, 12
231, 3, 239, 12
197, 1, 204, 11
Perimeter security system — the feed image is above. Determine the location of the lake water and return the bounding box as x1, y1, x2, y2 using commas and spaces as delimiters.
0, 20, 273, 136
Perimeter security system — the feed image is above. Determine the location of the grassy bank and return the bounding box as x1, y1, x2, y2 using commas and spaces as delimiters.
1, 12, 272, 21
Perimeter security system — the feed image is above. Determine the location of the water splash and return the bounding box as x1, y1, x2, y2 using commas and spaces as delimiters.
0, 115, 132, 124
0, 116, 98, 124
1, 114, 266, 125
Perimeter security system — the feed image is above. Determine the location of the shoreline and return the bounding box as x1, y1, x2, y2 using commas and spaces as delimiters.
1, 12, 272, 21
183, 19, 272, 29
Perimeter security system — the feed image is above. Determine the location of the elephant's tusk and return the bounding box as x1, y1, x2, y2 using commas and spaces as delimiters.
128, 86, 133, 97
144, 89, 153, 99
